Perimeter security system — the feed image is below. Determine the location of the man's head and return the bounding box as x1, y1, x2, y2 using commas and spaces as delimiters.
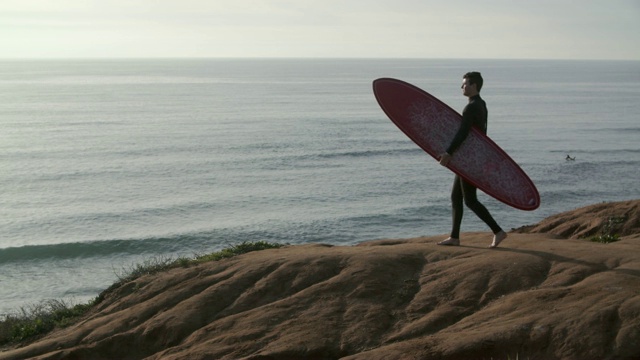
462, 71, 483, 97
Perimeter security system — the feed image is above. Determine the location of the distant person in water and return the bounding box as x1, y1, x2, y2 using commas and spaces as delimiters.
566, 154, 575, 161
437, 72, 507, 248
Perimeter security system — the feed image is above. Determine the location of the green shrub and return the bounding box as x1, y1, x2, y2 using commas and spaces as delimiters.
0, 299, 95, 346
589, 216, 625, 244
193, 241, 283, 263
0, 241, 283, 347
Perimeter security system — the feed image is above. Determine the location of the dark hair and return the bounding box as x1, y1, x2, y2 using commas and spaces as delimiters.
463, 72, 483, 92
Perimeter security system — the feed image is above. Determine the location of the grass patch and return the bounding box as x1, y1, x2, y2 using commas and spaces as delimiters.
0, 299, 94, 346
110, 241, 283, 286
0, 241, 283, 347
192, 240, 283, 263
590, 234, 620, 244
589, 216, 625, 244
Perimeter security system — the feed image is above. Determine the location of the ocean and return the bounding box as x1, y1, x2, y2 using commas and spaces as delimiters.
1, 59, 639, 316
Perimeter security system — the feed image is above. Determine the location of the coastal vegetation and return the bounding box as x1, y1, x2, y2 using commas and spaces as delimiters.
0, 241, 283, 347
589, 216, 626, 243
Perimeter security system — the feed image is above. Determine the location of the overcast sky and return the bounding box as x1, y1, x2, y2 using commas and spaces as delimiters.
1, 0, 639, 60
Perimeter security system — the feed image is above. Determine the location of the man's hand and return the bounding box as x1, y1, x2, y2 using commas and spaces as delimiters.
439, 152, 452, 166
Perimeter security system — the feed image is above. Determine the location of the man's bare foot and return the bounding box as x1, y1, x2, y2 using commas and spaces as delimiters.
437, 237, 460, 246
490, 231, 507, 248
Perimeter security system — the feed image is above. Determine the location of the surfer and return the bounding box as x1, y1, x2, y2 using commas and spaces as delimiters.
437, 72, 507, 248
566, 154, 575, 161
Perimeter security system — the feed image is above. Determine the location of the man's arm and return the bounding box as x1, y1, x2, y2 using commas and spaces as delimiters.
439, 105, 474, 166
447, 107, 474, 155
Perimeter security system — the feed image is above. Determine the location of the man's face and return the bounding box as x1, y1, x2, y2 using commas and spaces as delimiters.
461, 78, 477, 97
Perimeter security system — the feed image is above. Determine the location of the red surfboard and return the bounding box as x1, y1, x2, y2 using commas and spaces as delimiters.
373, 78, 540, 211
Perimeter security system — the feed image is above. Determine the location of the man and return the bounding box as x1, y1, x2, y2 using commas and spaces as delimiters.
437, 72, 507, 248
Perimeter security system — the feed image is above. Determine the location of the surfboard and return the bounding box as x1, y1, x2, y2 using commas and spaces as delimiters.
373, 78, 540, 211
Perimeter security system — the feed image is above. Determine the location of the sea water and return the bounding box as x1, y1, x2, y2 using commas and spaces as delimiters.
1, 59, 639, 316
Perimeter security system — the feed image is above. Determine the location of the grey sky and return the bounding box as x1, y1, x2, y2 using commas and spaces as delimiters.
1, 0, 639, 59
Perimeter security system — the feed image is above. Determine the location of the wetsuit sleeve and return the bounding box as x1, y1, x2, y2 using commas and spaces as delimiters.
446, 105, 474, 155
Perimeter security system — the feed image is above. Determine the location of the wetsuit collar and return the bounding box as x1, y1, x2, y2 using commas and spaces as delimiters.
468, 94, 481, 103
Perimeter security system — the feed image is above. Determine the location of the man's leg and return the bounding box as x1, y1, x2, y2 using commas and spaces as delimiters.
460, 179, 501, 232
460, 179, 507, 247
438, 176, 463, 246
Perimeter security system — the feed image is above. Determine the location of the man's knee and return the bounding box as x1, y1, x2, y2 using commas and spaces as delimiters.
464, 198, 480, 208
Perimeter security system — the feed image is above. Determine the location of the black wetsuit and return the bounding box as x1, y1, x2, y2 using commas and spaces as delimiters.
447, 95, 488, 153
447, 94, 502, 239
